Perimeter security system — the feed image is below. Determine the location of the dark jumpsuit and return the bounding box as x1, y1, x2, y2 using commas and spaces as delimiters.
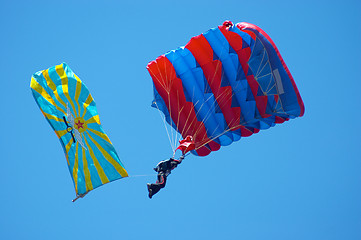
147, 157, 182, 198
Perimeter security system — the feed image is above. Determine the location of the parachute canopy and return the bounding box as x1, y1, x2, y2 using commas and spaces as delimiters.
31, 63, 128, 199
147, 21, 304, 156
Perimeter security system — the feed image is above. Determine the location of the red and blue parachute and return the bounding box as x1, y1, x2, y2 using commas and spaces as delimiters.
147, 21, 304, 156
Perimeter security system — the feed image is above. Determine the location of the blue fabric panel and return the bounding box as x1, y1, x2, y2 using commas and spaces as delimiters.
203, 28, 257, 125
165, 48, 234, 146
229, 24, 255, 49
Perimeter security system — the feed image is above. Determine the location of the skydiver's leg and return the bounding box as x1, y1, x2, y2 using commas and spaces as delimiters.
147, 173, 167, 198
156, 173, 167, 188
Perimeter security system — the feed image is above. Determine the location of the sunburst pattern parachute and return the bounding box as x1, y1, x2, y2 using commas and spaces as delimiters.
31, 63, 128, 200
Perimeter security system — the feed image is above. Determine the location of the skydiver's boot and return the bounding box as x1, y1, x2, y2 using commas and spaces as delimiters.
147, 183, 153, 199
147, 183, 163, 199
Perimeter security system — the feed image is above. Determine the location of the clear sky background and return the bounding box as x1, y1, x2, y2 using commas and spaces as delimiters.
1, 0, 360, 239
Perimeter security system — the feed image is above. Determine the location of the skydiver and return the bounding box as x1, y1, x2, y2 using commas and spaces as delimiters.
147, 155, 184, 199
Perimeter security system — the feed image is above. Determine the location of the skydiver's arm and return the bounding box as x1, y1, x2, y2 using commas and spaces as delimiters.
170, 159, 182, 169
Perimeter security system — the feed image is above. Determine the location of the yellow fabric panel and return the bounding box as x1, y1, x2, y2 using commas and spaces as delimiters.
85, 115, 101, 125
87, 128, 112, 144
72, 143, 80, 194
84, 136, 109, 184
41, 69, 57, 92
43, 112, 63, 123
55, 64, 78, 118
56, 129, 68, 139
64, 138, 74, 166
82, 94, 94, 118
41, 69, 67, 113
86, 132, 128, 178
74, 74, 82, 117
30, 77, 58, 108
82, 146, 93, 192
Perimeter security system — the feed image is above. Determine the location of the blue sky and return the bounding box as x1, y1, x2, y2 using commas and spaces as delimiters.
1, 0, 360, 239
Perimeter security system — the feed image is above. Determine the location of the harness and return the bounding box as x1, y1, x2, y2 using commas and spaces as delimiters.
154, 158, 179, 176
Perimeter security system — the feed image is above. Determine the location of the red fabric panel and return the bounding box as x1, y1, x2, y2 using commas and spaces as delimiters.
219, 25, 271, 119
147, 56, 220, 156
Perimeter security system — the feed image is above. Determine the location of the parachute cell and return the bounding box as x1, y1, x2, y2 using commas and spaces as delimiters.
147, 21, 304, 156
30, 63, 128, 199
